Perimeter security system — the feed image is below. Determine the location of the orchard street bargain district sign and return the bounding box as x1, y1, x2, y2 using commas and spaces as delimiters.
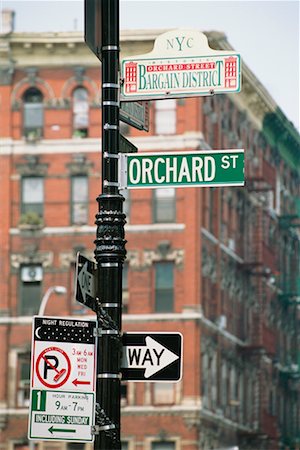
121, 29, 241, 100
29, 317, 97, 442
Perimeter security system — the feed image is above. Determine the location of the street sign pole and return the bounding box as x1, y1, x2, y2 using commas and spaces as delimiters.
94, 1, 125, 450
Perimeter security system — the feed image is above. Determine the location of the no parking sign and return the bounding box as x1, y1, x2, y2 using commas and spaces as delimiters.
28, 316, 97, 442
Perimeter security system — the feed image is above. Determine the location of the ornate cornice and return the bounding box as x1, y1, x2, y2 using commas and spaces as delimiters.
143, 247, 184, 268
11, 251, 53, 269
66, 153, 94, 175
59, 249, 94, 268
15, 155, 48, 176
0, 66, 14, 85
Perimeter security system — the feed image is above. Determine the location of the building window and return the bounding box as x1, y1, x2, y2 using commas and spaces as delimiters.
67, 444, 85, 450
153, 188, 176, 223
19, 265, 42, 316
23, 87, 44, 139
121, 442, 129, 450
155, 262, 174, 312
17, 353, 30, 407
153, 383, 174, 405
151, 442, 175, 450
21, 176, 44, 219
155, 99, 176, 135
71, 175, 88, 225
73, 87, 89, 138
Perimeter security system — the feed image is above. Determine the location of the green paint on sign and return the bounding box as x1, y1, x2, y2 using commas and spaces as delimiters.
35, 414, 90, 425
31, 390, 47, 411
120, 150, 244, 189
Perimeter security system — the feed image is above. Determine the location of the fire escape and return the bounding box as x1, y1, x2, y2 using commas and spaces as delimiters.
238, 150, 281, 448
276, 198, 300, 449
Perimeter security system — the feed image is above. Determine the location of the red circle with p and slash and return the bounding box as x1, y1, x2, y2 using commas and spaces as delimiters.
36, 346, 71, 388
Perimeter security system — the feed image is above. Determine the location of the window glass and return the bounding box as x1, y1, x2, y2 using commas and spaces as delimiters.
21, 177, 44, 219
153, 383, 174, 404
22, 177, 44, 204
155, 99, 176, 135
23, 87, 44, 138
155, 262, 174, 312
122, 262, 128, 291
67, 444, 85, 450
71, 176, 88, 225
153, 188, 175, 223
73, 87, 89, 137
19, 265, 42, 316
151, 442, 175, 450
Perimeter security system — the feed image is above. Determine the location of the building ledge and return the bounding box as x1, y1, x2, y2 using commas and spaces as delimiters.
200, 407, 255, 434
10, 223, 185, 236
0, 132, 204, 155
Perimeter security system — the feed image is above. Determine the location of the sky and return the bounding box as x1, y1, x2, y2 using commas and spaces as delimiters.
1, 0, 299, 131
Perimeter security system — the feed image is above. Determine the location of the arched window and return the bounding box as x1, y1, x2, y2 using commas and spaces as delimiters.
72, 87, 89, 138
23, 87, 44, 139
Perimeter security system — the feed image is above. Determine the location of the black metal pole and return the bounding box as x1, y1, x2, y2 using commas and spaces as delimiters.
94, 1, 125, 449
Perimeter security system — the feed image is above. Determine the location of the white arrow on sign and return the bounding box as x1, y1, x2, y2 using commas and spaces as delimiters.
122, 336, 179, 378
78, 261, 95, 304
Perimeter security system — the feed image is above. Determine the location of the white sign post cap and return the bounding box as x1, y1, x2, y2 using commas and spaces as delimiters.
127, 28, 238, 60
148, 28, 236, 59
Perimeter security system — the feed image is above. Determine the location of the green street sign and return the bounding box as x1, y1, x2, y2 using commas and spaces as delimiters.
119, 149, 244, 189
29, 390, 95, 441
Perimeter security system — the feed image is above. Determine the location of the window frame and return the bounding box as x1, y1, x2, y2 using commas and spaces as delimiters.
16, 352, 31, 407
145, 437, 180, 450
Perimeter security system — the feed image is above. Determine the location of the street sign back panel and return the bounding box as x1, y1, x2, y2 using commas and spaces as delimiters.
29, 316, 97, 442
120, 101, 149, 131
84, 0, 101, 60
75, 252, 96, 309
121, 332, 183, 382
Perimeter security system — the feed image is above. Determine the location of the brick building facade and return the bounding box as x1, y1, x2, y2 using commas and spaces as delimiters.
0, 12, 300, 450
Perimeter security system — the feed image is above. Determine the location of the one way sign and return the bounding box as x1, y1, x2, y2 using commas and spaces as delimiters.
75, 253, 97, 309
121, 332, 183, 382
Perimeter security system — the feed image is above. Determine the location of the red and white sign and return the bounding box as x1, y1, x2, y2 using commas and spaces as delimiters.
121, 29, 241, 100
33, 341, 95, 391
29, 317, 97, 443
31, 317, 97, 392
35, 346, 71, 389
